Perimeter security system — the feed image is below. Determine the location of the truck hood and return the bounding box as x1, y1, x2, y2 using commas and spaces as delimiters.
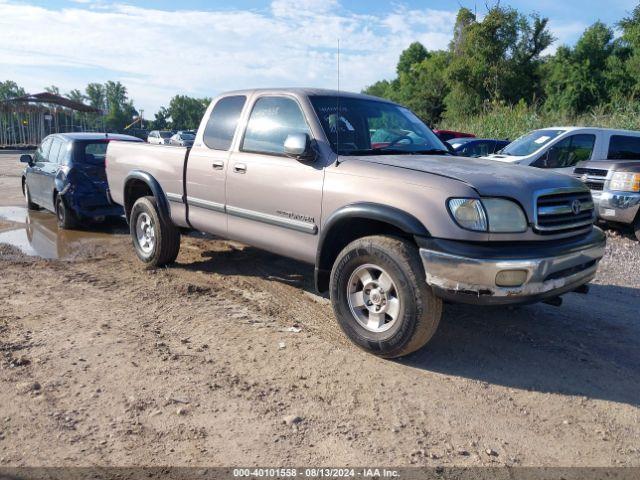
346, 154, 587, 197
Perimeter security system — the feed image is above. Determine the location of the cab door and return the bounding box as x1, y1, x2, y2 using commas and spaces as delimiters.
27, 136, 53, 205
184, 95, 247, 236
225, 95, 324, 263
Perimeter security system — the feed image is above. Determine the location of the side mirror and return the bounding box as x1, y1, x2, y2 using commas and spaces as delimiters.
20, 154, 34, 165
284, 133, 314, 160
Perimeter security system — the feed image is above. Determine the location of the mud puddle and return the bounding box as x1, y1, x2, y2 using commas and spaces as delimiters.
0, 206, 127, 259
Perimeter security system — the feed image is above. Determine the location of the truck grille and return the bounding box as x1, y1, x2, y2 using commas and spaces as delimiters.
573, 167, 608, 193
535, 189, 595, 234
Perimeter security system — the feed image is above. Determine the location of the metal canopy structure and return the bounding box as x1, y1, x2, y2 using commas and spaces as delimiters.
0, 92, 103, 147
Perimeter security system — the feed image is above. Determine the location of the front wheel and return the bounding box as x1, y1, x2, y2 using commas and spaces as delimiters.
130, 196, 180, 266
329, 235, 443, 358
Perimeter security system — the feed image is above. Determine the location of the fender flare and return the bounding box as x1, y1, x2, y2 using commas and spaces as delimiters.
123, 170, 171, 224
314, 202, 430, 292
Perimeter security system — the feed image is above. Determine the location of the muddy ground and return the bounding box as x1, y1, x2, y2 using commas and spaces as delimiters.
0, 152, 639, 467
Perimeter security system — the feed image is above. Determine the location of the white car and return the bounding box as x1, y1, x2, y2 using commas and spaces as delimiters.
147, 130, 174, 145
483, 127, 640, 175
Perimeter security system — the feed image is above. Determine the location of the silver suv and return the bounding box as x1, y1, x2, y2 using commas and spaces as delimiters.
106, 88, 606, 358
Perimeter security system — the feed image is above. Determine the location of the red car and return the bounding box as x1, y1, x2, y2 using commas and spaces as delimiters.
433, 129, 475, 142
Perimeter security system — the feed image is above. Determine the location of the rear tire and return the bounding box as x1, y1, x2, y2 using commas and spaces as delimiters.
130, 196, 180, 266
23, 181, 39, 210
56, 195, 77, 230
329, 235, 443, 358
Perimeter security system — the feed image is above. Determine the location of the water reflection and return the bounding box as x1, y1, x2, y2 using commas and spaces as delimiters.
0, 206, 126, 259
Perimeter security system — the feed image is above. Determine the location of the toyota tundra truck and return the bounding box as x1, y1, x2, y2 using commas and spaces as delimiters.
106, 88, 606, 358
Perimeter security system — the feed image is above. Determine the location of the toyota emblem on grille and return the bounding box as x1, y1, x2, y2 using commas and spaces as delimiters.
581, 173, 588, 182
571, 199, 582, 215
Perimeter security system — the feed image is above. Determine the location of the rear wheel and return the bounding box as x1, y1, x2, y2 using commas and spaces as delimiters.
56, 195, 77, 230
23, 181, 39, 210
130, 196, 180, 266
329, 235, 443, 358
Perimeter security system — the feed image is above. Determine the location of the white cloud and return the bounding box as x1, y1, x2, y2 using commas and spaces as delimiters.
0, 0, 456, 114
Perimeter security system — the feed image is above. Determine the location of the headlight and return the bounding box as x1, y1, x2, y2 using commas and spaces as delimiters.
448, 198, 528, 233
482, 198, 528, 232
448, 199, 487, 231
609, 172, 640, 192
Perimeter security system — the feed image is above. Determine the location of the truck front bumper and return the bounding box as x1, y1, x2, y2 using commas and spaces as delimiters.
592, 190, 640, 225
418, 228, 606, 305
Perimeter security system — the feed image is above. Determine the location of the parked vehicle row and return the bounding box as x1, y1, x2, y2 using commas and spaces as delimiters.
147, 130, 197, 147
104, 88, 605, 358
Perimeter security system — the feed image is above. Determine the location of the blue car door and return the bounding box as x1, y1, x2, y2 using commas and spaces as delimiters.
40, 137, 65, 211
27, 137, 53, 205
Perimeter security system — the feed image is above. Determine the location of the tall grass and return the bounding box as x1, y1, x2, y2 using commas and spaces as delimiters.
439, 100, 640, 140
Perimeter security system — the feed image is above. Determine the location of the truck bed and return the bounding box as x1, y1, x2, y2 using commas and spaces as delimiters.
106, 141, 188, 226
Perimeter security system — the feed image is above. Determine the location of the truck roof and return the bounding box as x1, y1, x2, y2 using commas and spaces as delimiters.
217, 87, 397, 104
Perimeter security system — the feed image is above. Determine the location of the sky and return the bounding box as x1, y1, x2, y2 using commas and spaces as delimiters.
1, 0, 638, 116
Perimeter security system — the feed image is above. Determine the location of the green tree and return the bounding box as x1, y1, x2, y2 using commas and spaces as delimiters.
151, 106, 171, 130
543, 22, 622, 113
396, 42, 428, 76
167, 95, 210, 130
44, 85, 61, 96
444, 6, 552, 120
85, 83, 106, 110
0, 80, 26, 100
66, 89, 87, 104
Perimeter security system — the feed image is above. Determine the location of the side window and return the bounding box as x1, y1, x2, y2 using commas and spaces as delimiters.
570, 134, 595, 163
48, 139, 63, 164
242, 96, 310, 155
35, 137, 53, 163
203, 95, 247, 151
608, 135, 640, 160
539, 134, 595, 168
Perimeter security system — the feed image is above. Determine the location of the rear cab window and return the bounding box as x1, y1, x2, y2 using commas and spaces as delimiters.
203, 95, 247, 150
607, 135, 640, 160
47, 138, 65, 164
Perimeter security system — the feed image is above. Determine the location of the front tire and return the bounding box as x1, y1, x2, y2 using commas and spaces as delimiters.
130, 196, 180, 266
329, 235, 443, 358
56, 195, 77, 230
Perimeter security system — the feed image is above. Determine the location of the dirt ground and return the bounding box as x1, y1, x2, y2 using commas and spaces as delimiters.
0, 152, 639, 467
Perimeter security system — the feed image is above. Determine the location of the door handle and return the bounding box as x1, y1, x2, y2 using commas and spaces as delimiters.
212, 161, 224, 170
233, 163, 247, 174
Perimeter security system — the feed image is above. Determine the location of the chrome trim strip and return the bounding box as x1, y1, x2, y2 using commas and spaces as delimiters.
186, 196, 225, 213
166, 192, 183, 203
538, 200, 595, 216
535, 217, 595, 231
226, 205, 318, 235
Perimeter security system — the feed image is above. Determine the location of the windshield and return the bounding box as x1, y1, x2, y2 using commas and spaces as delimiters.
181, 133, 195, 140
309, 96, 448, 156
159, 131, 173, 138
501, 129, 566, 156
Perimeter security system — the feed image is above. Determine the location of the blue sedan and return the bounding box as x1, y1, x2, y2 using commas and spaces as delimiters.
21, 133, 142, 229
448, 137, 510, 157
